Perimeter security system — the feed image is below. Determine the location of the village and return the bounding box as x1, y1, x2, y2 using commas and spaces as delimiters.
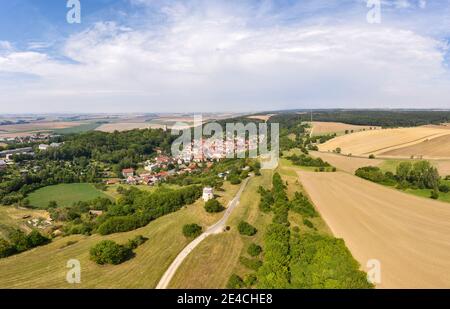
114, 134, 260, 187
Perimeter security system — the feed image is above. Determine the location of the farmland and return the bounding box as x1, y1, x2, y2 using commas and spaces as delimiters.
381, 134, 450, 159
299, 171, 450, 288
310, 151, 383, 174
28, 184, 110, 209
310, 121, 380, 136
319, 126, 450, 157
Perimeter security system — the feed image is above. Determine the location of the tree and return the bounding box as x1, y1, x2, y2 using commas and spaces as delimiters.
0, 239, 16, 258
238, 221, 257, 236
204, 199, 225, 213
227, 274, 244, 289
182, 224, 202, 238
247, 243, 262, 257
89, 240, 131, 265
396, 162, 412, 182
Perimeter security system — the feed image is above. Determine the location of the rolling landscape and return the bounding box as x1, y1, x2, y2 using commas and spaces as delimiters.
3, 1, 450, 306
2, 110, 450, 290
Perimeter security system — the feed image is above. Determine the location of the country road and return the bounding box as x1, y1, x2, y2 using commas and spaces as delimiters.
155, 177, 251, 289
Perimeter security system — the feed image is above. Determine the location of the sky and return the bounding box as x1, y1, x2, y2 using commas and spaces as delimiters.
0, 0, 450, 113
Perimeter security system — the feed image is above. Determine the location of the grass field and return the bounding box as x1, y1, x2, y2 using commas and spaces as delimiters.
0, 182, 240, 288
28, 183, 110, 208
54, 122, 102, 134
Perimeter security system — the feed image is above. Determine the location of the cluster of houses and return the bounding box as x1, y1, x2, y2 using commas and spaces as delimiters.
0, 132, 57, 144
0, 142, 62, 170
175, 135, 261, 162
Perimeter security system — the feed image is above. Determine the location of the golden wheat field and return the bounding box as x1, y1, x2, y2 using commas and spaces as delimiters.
310, 121, 380, 135
381, 134, 450, 159
319, 126, 450, 157
310, 151, 384, 174
299, 171, 450, 288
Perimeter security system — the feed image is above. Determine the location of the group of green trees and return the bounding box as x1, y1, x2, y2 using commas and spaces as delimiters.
287, 154, 331, 168
44, 185, 202, 237
204, 199, 225, 213
89, 235, 147, 265
253, 172, 373, 289
0, 229, 50, 259
355, 161, 444, 199
96, 185, 202, 235
182, 223, 202, 238
295, 110, 450, 127
0, 128, 177, 205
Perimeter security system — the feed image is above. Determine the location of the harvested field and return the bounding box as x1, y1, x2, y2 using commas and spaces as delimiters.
310, 151, 383, 174
310, 121, 380, 135
434, 161, 450, 177
299, 171, 450, 288
246, 114, 275, 122
0, 121, 85, 138
0, 121, 84, 133
381, 134, 450, 159
319, 126, 450, 157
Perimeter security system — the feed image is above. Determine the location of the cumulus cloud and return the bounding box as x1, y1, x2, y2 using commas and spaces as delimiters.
0, 0, 449, 113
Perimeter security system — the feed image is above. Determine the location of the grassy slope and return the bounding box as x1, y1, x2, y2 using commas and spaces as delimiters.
28, 183, 109, 208
0, 183, 239, 288
169, 171, 273, 288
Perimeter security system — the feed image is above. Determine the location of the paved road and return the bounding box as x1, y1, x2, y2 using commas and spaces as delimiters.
155, 177, 251, 289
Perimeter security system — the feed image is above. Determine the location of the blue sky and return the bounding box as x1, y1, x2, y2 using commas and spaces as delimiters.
1, 0, 450, 113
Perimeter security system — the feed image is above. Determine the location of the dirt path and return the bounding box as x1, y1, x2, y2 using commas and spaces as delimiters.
156, 177, 250, 289
298, 171, 450, 288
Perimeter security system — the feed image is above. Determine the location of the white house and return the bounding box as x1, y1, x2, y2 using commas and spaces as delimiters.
202, 187, 214, 202
38, 144, 50, 151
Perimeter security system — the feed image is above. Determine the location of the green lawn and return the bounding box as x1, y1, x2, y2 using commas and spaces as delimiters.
54, 122, 102, 134
28, 183, 109, 209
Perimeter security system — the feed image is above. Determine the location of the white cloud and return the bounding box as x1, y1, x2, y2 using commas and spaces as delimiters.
0, 1, 449, 113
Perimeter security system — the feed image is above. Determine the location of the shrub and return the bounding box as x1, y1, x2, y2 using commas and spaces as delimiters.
430, 190, 439, 200
247, 243, 262, 257
89, 240, 131, 265
369, 154, 375, 159
127, 235, 148, 250
439, 184, 450, 193
244, 274, 257, 287
238, 221, 257, 236
182, 224, 202, 238
303, 218, 314, 229
240, 256, 263, 271
26, 230, 51, 248
227, 274, 244, 289
204, 199, 225, 213
229, 176, 241, 185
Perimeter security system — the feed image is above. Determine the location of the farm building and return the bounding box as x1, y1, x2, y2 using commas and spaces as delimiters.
122, 168, 135, 178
